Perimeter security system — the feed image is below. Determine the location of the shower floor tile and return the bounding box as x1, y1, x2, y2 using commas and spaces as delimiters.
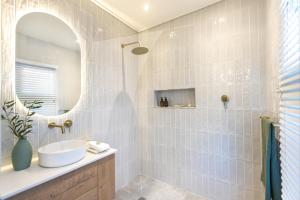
115, 176, 207, 200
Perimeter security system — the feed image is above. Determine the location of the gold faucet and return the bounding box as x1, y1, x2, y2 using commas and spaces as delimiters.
48, 120, 73, 134
48, 122, 65, 133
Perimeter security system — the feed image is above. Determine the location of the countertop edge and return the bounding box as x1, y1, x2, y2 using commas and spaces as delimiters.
0, 148, 117, 200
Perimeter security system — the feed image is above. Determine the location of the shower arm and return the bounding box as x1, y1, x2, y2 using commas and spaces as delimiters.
121, 41, 140, 48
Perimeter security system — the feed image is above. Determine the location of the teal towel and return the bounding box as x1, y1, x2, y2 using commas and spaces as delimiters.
261, 117, 282, 200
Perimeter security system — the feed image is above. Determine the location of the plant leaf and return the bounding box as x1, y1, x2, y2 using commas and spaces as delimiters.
16, 125, 23, 133
5, 100, 14, 105
22, 129, 32, 137
15, 122, 23, 128
6, 102, 15, 108
26, 124, 33, 129
11, 115, 17, 122
18, 128, 26, 135
29, 112, 36, 116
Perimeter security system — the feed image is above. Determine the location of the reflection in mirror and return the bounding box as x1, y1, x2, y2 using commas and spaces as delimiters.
15, 13, 81, 116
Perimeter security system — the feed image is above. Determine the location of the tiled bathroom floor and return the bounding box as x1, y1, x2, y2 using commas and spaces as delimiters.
115, 176, 207, 200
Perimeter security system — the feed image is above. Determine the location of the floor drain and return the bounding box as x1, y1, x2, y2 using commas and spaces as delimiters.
138, 197, 146, 200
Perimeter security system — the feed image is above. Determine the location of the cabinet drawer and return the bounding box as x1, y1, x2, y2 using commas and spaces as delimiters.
9, 162, 98, 200
75, 187, 98, 200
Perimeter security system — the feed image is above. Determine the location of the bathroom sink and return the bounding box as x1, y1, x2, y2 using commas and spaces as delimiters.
38, 140, 87, 168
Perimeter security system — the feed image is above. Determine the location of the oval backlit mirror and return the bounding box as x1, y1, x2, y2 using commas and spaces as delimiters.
15, 13, 81, 116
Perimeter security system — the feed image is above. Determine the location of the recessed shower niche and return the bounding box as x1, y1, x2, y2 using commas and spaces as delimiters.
154, 88, 196, 108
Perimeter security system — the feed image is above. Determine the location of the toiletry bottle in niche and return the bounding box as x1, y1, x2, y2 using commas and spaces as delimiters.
160, 97, 164, 107
164, 97, 169, 107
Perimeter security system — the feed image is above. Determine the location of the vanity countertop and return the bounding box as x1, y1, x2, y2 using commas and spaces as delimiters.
0, 148, 117, 200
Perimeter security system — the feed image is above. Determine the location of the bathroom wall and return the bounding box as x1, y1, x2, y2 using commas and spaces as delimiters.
138, 0, 267, 199
264, 0, 280, 116
0, 0, 139, 190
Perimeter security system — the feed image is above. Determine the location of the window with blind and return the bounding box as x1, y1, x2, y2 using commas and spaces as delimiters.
16, 61, 58, 116
279, 0, 300, 200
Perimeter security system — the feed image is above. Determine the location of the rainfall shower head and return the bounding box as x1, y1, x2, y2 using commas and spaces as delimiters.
131, 46, 148, 55
121, 41, 149, 55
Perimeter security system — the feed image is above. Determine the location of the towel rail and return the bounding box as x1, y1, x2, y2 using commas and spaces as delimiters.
259, 116, 280, 140
272, 123, 280, 127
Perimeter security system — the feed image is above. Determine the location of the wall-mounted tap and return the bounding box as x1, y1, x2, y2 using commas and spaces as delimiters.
48, 120, 73, 134
48, 122, 65, 133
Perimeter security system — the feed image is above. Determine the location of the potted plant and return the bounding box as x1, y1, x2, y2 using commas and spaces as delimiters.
1, 100, 42, 171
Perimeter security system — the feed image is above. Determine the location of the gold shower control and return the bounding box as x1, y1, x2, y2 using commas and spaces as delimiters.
64, 120, 73, 128
221, 95, 229, 109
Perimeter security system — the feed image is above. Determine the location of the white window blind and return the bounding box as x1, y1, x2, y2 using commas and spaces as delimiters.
16, 61, 58, 116
279, 0, 300, 200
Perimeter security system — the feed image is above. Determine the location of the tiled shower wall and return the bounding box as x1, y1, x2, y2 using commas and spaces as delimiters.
0, 0, 139, 190
138, 0, 268, 199
264, 0, 280, 116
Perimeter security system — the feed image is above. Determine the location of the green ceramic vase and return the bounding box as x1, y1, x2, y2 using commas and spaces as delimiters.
11, 138, 33, 171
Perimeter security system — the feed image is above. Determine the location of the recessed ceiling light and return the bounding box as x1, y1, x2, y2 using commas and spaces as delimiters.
169, 31, 176, 39
144, 3, 149, 12
218, 17, 226, 23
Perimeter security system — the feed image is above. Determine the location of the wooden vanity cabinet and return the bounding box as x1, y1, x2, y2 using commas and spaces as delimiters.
8, 154, 115, 200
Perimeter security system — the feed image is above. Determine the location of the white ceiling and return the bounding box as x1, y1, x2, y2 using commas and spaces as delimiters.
17, 13, 80, 52
93, 0, 222, 32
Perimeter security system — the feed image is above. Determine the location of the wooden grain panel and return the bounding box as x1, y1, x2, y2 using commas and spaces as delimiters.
98, 185, 114, 200
98, 154, 115, 200
75, 187, 98, 200
9, 162, 98, 200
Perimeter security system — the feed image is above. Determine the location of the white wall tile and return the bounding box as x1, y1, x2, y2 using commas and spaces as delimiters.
138, 0, 266, 199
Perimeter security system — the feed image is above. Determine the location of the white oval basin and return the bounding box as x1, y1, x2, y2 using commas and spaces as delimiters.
38, 140, 86, 168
